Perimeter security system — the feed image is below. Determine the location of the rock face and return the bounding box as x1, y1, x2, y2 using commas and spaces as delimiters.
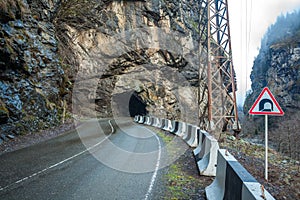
0, 0, 209, 137
0, 0, 68, 136
244, 13, 300, 159
56, 0, 208, 125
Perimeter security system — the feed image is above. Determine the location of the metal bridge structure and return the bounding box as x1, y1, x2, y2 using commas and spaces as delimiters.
199, 0, 240, 135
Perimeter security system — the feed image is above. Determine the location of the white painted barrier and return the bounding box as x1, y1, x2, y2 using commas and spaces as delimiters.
167, 119, 173, 131
153, 117, 161, 127
149, 117, 155, 126
159, 118, 166, 129
174, 121, 183, 136
162, 119, 173, 131
193, 130, 219, 176
182, 124, 193, 142
144, 116, 151, 125
206, 149, 275, 200
138, 116, 144, 123
162, 118, 168, 130
169, 121, 179, 133
175, 121, 186, 137
193, 129, 205, 156
194, 130, 212, 161
186, 125, 199, 147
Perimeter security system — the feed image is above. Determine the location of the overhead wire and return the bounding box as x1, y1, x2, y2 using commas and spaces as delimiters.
239, 0, 243, 104
245, 0, 248, 98
246, 0, 253, 95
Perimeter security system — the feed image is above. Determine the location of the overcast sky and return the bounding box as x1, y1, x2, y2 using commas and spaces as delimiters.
228, 0, 300, 105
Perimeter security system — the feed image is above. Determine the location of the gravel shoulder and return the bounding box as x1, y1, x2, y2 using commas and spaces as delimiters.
0, 119, 77, 155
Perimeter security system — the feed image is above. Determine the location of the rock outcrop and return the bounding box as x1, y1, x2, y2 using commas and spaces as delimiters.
244, 12, 300, 159
0, 0, 209, 138
55, 0, 208, 125
0, 0, 68, 136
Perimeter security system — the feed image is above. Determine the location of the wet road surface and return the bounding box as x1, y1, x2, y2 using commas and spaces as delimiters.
0, 118, 165, 200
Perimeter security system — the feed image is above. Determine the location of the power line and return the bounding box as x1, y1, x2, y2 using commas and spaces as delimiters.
246, 0, 253, 95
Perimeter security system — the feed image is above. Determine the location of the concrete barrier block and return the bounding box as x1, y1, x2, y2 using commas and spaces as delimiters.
144, 116, 151, 125
159, 118, 166, 129
149, 117, 155, 126
138, 116, 145, 123
197, 135, 219, 176
153, 117, 161, 127
174, 121, 182, 135
206, 149, 236, 200
166, 119, 173, 131
144, 116, 148, 124
193, 130, 206, 156
223, 161, 257, 199
242, 182, 275, 200
170, 121, 179, 133
182, 124, 192, 141
194, 131, 210, 160
176, 122, 186, 137
162, 119, 172, 131
206, 149, 275, 200
152, 117, 158, 127
186, 126, 199, 147
162, 119, 169, 131
162, 119, 168, 130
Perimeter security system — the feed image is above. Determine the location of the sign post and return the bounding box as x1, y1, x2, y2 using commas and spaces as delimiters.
249, 87, 284, 181
265, 114, 268, 180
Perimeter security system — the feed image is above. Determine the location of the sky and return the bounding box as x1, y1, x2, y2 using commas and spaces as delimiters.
228, 0, 300, 106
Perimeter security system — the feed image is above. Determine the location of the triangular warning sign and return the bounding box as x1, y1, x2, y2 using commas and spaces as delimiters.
249, 87, 284, 116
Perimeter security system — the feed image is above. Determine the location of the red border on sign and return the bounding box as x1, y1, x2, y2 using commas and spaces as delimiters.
249, 87, 284, 116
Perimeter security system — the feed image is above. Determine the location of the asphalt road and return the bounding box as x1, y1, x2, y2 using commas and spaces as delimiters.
0, 118, 166, 200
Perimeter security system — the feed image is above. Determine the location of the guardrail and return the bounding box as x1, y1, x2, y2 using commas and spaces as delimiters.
134, 115, 275, 200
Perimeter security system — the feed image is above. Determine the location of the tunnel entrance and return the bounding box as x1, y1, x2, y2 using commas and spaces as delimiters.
129, 92, 148, 117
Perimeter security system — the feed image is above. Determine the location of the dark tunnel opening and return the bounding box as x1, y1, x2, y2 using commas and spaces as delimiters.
129, 92, 148, 117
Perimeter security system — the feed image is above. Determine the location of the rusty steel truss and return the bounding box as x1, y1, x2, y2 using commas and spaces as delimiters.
199, 0, 240, 135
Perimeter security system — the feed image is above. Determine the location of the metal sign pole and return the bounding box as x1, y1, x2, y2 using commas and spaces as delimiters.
265, 114, 268, 181
249, 87, 284, 181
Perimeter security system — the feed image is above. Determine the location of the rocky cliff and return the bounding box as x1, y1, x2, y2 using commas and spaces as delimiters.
55, 0, 207, 124
0, 0, 70, 138
244, 11, 300, 159
0, 0, 208, 139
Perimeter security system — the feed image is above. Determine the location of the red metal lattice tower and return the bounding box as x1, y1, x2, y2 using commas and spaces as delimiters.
199, 0, 240, 136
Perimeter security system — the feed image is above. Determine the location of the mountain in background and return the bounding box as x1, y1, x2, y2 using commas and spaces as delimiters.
243, 10, 300, 160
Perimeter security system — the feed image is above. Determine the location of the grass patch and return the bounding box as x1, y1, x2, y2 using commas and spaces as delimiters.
163, 163, 201, 200
154, 129, 212, 199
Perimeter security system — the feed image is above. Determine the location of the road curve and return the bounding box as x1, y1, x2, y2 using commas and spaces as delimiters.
0, 118, 165, 200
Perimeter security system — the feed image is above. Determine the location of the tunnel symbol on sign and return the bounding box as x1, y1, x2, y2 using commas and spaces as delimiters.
249, 87, 284, 116
259, 99, 273, 112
